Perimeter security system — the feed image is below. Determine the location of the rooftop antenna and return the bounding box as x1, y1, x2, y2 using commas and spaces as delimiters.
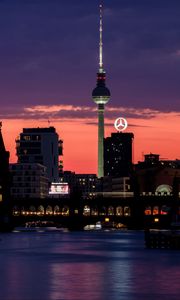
99, 1, 104, 73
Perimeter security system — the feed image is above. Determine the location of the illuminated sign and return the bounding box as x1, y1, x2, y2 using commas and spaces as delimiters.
114, 117, 128, 132
49, 182, 69, 195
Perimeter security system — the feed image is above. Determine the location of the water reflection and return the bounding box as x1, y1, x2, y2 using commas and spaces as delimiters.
50, 263, 105, 300
0, 232, 180, 300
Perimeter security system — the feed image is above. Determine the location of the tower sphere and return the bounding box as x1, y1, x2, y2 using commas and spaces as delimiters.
92, 72, 111, 105
92, 85, 110, 105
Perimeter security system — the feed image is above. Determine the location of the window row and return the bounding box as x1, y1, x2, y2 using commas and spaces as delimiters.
144, 205, 170, 215
12, 205, 131, 217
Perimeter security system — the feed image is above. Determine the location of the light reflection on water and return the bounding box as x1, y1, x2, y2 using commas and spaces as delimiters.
0, 231, 180, 300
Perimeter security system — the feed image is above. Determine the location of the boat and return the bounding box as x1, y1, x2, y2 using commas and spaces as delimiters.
84, 221, 102, 231
13, 221, 67, 233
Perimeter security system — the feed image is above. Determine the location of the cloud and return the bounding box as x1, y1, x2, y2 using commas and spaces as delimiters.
1, 103, 180, 125
25, 104, 95, 113
86, 121, 151, 128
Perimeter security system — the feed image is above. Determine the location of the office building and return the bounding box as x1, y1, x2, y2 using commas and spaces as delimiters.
104, 132, 134, 177
16, 127, 63, 183
10, 163, 49, 199
63, 171, 98, 198
103, 176, 131, 193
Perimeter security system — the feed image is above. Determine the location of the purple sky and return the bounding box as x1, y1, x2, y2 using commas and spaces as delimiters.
0, 0, 180, 119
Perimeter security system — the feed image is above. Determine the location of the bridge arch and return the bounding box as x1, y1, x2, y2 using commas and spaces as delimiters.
29, 205, 36, 215
62, 205, 69, 216
116, 206, 123, 216
144, 206, 152, 215
91, 206, 98, 216
37, 205, 45, 216
124, 206, 131, 216
21, 206, 26, 215
83, 205, 91, 216
46, 205, 53, 215
54, 205, 60, 215
99, 206, 106, 216
108, 206, 114, 216
153, 206, 159, 215
12, 205, 20, 216
160, 205, 170, 215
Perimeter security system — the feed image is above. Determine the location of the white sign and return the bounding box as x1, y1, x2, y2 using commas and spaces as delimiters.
49, 182, 69, 195
114, 117, 128, 132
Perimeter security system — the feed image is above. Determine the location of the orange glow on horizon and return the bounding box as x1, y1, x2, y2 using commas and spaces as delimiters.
2, 111, 180, 174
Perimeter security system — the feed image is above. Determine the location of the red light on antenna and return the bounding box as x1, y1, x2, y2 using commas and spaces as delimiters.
97, 76, 106, 80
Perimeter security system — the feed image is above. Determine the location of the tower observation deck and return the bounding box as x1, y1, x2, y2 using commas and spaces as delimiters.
92, 3, 110, 178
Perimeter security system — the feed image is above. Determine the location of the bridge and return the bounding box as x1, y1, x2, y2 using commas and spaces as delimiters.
10, 192, 178, 229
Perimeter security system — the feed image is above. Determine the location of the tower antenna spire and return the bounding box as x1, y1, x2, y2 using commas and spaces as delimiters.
99, 1, 104, 73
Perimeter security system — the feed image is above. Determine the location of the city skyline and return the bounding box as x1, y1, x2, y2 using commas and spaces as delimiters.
1, 0, 180, 173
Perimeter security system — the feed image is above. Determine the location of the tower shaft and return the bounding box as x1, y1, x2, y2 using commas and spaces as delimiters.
98, 104, 105, 178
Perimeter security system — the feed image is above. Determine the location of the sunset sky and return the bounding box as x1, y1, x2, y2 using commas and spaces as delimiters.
1, 0, 180, 173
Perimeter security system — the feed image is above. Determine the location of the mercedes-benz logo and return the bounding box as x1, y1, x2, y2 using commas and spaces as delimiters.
114, 117, 128, 132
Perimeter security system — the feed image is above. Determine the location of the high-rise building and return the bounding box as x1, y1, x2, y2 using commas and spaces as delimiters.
104, 132, 134, 177
92, 4, 110, 178
16, 127, 63, 183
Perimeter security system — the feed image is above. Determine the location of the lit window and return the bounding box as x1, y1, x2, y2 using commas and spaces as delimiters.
24, 136, 31, 141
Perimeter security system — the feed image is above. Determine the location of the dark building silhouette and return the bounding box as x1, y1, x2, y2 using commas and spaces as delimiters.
62, 171, 98, 198
135, 153, 180, 195
0, 123, 11, 229
10, 163, 49, 199
0, 123, 10, 202
104, 132, 134, 177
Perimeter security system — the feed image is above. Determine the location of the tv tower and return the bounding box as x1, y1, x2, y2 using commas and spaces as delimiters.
92, 2, 111, 178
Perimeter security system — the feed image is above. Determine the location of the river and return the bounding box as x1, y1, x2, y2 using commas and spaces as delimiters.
0, 230, 179, 300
